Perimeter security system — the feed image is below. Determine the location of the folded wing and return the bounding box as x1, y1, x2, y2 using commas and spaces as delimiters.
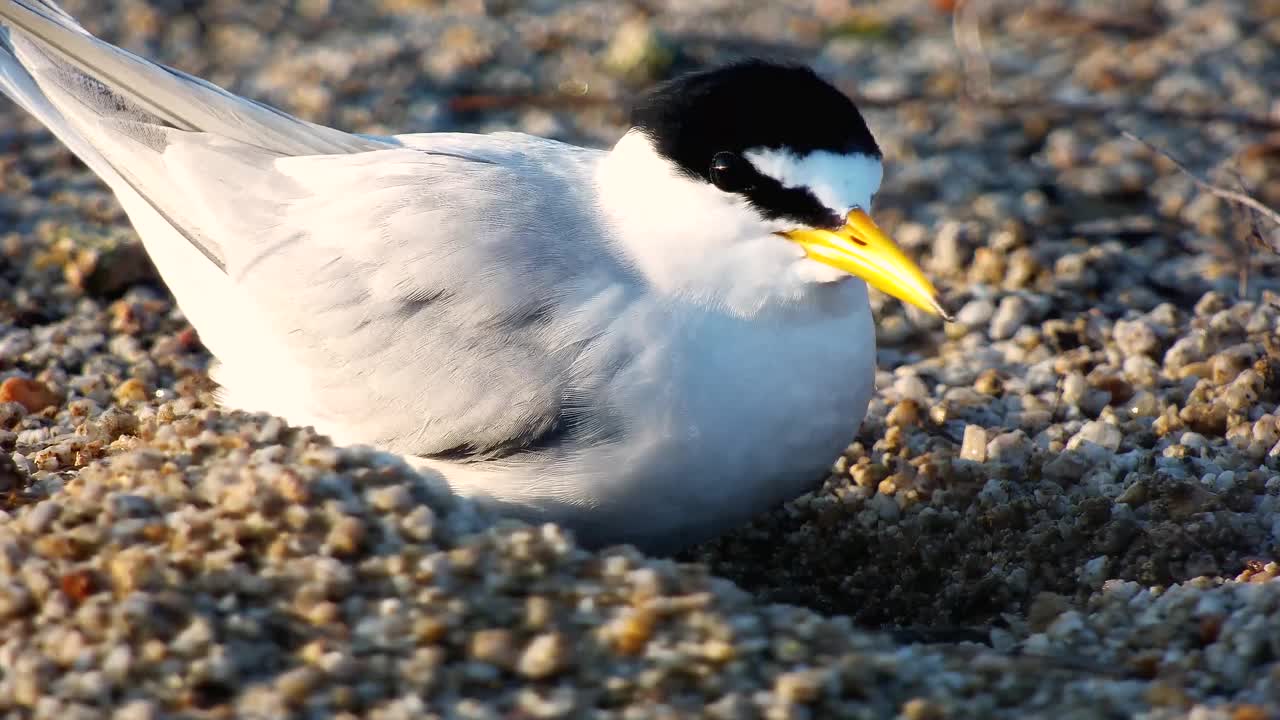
0, 0, 633, 461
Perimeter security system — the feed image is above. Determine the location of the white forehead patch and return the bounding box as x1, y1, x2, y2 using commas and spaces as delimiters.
743, 149, 883, 216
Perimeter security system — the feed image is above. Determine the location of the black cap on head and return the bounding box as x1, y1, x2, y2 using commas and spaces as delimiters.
630, 60, 881, 229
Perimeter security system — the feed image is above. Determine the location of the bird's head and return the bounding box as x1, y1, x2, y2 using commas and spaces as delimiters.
598, 60, 949, 319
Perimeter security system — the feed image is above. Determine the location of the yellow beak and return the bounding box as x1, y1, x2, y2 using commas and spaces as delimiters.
783, 209, 952, 320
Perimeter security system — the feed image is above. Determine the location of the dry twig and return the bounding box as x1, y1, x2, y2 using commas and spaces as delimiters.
1225, 166, 1266, 296
1121, 131, 1280, 238
946, 0, 1280, 260
953, 0, 994, 101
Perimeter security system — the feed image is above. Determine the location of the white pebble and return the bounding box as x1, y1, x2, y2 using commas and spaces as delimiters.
1067, 421, 1122, 453
989, 296, 1031, 340
1078, 556, 1110, 587
956, 298, 995, 327
961, 425, 988, 462
892, 374, 929, 402
21, 501, 61, 534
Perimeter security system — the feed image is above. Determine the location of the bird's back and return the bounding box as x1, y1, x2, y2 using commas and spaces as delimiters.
0, 0, 640, 463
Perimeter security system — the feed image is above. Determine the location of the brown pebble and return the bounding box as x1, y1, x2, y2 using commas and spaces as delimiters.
960, 425, 988, 462
108, 548, 159, 593
702, 639, 735, 664
1089, 371, 1133, 404
114, 378, 149, 404
1231, 705, 1271, 720
140, 523, 169, 544
1152, 407, 1184, 437
974, 369, 1004, 396
850, 462, 886, 489
1027, 592, 1070, 632
1180, 404, 1228, 436
469, 628, 518, 669
33, 534, 92, 561
524, 596, 554, 631
303, 601, 340, 627
883, 426, 905, 453
59, 570, 96, 605
1145, 682, 1192, 709
108, 300, 141, 334
275, 667, 320, 706
1198, 615, 1223, 645
176, 326, 200, 350
887, 399, 922, 427
274, 469, 311, 505
1128, 651, 1161, 679
1115, 481, 1148, 506
414, 615, 448, 644
774, 669, 823, 704
0, 377, 61, 413
901, 698, 945, 720
326, 516, 365, 556
969, 247, 1006, 285
610, 606, 655, 655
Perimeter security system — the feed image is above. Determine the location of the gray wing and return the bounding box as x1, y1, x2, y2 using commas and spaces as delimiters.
0, 0, 634, 459
174, 136, 635, 459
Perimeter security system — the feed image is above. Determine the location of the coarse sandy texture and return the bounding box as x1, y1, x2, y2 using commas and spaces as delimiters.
1, 0, 1279, 717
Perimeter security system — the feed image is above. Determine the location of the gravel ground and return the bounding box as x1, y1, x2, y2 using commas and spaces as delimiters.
3, 0, 1280, 717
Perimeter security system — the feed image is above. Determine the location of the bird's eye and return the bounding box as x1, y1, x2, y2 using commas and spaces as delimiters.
709, 151, 756, 193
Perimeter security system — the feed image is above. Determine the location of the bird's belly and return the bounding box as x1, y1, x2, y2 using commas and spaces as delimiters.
420, 284, 878, 554
578, 287, 877, 551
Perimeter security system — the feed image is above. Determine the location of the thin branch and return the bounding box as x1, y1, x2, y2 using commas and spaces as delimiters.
1225, 166, 1261, 296
1015, 5, 1163, 37
1228, 166, 1272, 252
950, 0, 1280, 285
1121, 131, 1280, 234
974, 96, 1280, 133
953, 0, 994, 101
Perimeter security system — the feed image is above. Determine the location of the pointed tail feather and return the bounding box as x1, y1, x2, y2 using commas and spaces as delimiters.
0, 0, 385, 156
0, 0, 397, 276
0, 0, 311, 363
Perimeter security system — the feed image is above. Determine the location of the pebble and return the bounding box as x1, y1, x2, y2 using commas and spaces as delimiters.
986, 430, 1033, 466
989, 295, 1031, 340
960, 425, 988, 462
1061, 373, 1089, 406
602, 17, 673, 82
516, 632, 569, 679
1068, 421, 1123, 453
0, 377, 61, 413
892, 374, 930, 403
956, 298, 995, 328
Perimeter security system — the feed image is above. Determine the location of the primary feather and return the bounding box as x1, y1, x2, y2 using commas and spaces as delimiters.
0, 0, 629, 461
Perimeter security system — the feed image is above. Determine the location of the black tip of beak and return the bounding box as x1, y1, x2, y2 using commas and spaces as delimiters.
934, 297, 956, 323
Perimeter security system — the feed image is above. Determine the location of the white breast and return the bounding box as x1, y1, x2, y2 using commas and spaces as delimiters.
422, 279, 877, 553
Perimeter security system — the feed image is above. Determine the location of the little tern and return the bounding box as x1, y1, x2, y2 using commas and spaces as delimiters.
0, 0, 949, 553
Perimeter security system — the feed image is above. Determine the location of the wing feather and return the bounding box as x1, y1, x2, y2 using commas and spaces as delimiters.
1, 0, 636, 460
166, 135, 636, 459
